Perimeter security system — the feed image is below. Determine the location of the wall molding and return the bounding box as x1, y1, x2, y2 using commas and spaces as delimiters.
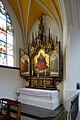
17, 0, 26, 46
0, 65, 20, 70
26, 0, 31, 46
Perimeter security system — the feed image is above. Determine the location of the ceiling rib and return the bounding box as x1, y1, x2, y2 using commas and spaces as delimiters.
25, 0, 32, 46
17, 0, 26, 46
50, 0, 61, 26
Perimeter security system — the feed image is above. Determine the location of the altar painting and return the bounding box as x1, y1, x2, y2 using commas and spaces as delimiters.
20, 49, 30, 76
32, 49, 49, 77
50, 50, 59, 76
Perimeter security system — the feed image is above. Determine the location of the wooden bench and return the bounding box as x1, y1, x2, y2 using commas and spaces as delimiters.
0, 98, 21, 120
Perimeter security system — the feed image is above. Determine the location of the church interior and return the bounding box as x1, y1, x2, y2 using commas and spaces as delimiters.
0, 0, 80, 120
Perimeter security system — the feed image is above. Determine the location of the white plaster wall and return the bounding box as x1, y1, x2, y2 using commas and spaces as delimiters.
0, 0, 25, 99
57, 82, 63, 104
59, 0, 80, 111
0, 67, 25, 99
70, 28, 80, 90
63, 0, 80, 91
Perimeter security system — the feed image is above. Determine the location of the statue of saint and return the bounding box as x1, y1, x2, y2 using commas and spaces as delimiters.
21, 57, 28, 73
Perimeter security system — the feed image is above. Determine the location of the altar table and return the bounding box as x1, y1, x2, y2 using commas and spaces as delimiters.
17, 88, 60, 110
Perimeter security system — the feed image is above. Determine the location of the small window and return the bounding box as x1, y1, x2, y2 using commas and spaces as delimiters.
0, 0, 14, 67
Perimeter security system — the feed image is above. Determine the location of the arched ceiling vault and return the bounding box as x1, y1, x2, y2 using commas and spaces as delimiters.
7, 0, 62, 46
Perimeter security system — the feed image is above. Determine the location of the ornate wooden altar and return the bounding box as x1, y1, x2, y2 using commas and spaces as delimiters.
20, 14, 63, 88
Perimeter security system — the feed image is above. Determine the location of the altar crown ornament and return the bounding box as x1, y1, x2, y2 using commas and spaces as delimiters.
27, 14, 58, 57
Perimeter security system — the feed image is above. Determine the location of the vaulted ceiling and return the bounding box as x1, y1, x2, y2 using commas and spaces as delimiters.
7, 0, 62, 44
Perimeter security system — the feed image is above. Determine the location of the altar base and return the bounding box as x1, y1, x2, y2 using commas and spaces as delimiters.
17, 88, 61, 110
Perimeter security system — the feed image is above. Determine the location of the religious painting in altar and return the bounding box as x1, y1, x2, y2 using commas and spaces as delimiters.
32, 49, 49, 77
50, 42, 60, 77
20, 48, 30, 76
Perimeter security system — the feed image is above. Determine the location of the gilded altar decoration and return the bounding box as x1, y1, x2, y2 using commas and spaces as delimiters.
19, 14, 63, 87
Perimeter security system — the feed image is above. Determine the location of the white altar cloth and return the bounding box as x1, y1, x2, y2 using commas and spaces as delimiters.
17, 88, 60, 110
18, 88, 58, 97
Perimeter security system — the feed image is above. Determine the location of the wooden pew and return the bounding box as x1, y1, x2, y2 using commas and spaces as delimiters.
0, 98, 21, 120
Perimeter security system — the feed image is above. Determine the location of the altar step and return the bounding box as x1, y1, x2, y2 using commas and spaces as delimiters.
21, 104, 67, 120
